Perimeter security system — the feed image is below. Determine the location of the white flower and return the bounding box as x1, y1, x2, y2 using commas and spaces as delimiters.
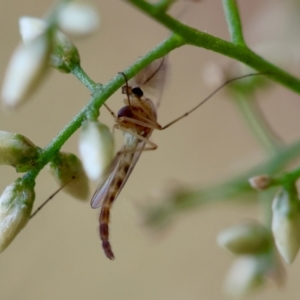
224, 256, 264, 297
0, 179, 35, 252
0, 131, 39, 172
79, 121, 114, 181
19, 16, 80, 73
19, 16, 46, 44
49, 152, 90, 201
217, 222, 271, 255
272, 188, 300, 264
1, 34, 50, 109
58, 2, 100, 37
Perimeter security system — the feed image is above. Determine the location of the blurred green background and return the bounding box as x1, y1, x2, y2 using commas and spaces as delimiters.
1, 1, 300, 299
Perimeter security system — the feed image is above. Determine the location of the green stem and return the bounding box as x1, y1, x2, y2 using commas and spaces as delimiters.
222, 0, 246, 45
145, 139, 300, 227
127, 0, 300, 95
154, 0, 176, 11
70, 65, 98, 92
234, 93, 280, 154
23, 34, 185, 181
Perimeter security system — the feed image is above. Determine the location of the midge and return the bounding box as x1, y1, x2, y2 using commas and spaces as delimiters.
92, 57, 259, 260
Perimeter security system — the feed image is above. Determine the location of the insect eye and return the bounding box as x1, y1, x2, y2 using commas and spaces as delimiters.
132, 87, 143, 97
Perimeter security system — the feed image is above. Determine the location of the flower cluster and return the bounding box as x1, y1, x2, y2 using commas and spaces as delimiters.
0, 1, 113, 253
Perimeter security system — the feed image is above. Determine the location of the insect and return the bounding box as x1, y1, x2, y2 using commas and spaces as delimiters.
90, 57, 261, 260
90, 57, 168, 260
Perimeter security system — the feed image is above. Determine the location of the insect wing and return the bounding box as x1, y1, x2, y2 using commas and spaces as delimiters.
113, 140, 146, 201
90, 154, 122, 209
129, 57, 168, 109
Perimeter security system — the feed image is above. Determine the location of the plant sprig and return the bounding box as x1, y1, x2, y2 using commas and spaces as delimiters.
127, 0, 300, 94
2, 1, 300, 293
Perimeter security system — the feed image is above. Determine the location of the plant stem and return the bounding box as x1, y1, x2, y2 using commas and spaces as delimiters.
154, 0, 176, 11
127, 0, 300, 95
234, 93, 280, 154
145, 139, 300, 227
70, 65, 98, 92
222, 0, 246, 45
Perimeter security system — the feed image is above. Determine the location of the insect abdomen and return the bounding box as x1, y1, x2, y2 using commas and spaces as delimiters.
99, 158, 132, 260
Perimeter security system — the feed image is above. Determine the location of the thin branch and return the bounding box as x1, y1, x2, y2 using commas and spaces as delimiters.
154, 0, 176, 11
127, 0, 300, 95
144, 139, 300, 228
70, 65, 99, 92
234, 93, 281, 154
222, 0, 246, 45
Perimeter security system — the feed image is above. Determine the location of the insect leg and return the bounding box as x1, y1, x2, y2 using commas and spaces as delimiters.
103, 103, 117, 119
114, 125, 158, 155
118, 116, 162, 130
30, 177, 75, 219
161, 73, 264, 130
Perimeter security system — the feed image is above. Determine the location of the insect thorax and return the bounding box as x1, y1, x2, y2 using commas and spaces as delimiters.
118, 96, 157, 138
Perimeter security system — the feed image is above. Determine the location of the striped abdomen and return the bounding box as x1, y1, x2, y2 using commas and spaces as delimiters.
99, 154, 132, 260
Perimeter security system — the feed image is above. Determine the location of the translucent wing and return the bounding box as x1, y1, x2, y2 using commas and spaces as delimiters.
114, 139, 148, 199
90, 131, 151, 209
90, 154, 122, 209
129, 57, 169, 109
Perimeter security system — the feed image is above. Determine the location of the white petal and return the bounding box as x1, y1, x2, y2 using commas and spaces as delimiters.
58, 2, 100, 36
79, 121, 114, 181
19, 16, 46, 44
224, 256, 263, 297
272, 189, 300, 264
1, 35, 49, 108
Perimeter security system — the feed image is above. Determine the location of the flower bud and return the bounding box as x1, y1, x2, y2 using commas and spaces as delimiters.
249, 174, 271, 191
0, 178, 35, 252
50, 30, 80, 73
0, 131, 40, 172
224, 250, 285, 297
19, 16, 46, 44
57, 2, 100, 37
1, 34, 50, 109
272, 187, 300, 264
224, 256, 264, 297
49, 152, 89, 201
217, 222, 271, 255
19, 16, 80, 73
79, 120, 114, 181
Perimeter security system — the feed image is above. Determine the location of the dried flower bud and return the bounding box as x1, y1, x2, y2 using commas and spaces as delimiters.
0, 131, 40, 172
217, 222, 271, 255
79, 120, 114, 181
224, 255, 265, 297
1, 33, 50, 109
272, 187, 300, 264
57, 2, 100, 37
49, 152, 89, 201
249, 174, 271, 191
0, 178, 35, 252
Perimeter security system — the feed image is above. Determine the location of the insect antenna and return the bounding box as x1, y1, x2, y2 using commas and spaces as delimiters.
119, 72, 132, 107
162, 72, 266, 129
30, 177, 75, 219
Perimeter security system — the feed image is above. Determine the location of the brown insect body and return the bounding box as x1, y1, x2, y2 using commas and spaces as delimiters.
92, 80, 162, 259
